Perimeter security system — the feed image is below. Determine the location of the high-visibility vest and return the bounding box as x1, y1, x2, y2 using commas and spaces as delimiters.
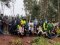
21, 20, 26, 25
43, 22, 47, 31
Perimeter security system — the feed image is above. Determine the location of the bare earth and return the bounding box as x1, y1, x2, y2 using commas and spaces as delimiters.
0, 35, 34, 45
0, 35, 60, 45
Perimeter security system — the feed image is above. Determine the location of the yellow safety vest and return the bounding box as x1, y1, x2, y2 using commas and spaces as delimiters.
21, 20, 26, 25
43, 22, 47, 31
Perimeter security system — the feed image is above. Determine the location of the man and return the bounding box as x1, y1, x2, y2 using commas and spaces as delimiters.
43, 21, 48, 32
47, 22, 53, 38
9, 17, 18, 35
55, 22, 60, 36
0, 14, 4, 34
3, 16, 9, 34
34, 19, 38, 34
17, 24, 23, 36
20, 19, 26, 36
28, 20, 34, 36
0, 18, 3, 34
43, 21, 48, 37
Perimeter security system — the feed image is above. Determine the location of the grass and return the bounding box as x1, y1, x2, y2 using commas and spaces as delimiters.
31, 37, 60, 45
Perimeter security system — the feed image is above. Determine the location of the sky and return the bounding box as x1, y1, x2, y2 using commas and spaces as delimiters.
0, 0, 26, 16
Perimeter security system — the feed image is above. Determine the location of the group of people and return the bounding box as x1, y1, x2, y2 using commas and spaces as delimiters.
0, 14, 60, 38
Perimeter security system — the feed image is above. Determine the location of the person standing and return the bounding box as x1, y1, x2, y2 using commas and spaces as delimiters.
0, 14, 3, 34
34, 19, 38, 33
28, 20, 34, 36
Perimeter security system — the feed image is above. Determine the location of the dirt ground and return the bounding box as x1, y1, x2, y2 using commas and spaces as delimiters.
0, 35, 19, 45
0, 35, 34, 45
51, 37, 60, 42
0, 35, 60, 45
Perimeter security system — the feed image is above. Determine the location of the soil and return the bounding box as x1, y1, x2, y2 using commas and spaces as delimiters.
0, 35, 34, 45
51, 37, 60, 42
21, 36, 34, 45
0, 35, 60, 45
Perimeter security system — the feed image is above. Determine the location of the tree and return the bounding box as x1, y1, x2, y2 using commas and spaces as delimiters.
24, 0, 60, 22
48, 0, 58, 22
24, 0, 40, 20
58, 0, 60, 22
0, 0, 11, 15
0, 0, 11, 8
